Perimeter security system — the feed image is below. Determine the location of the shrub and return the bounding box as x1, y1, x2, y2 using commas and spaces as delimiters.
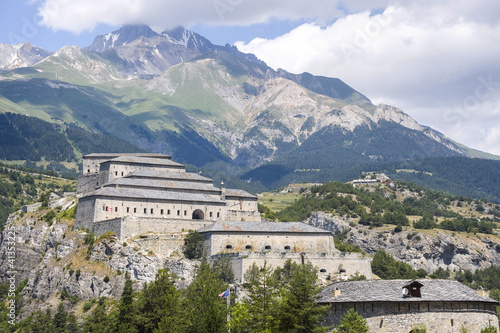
103, 275, 110, 283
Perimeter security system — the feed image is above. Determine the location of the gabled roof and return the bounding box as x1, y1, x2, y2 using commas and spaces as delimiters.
224, 188, 257, 199
317, 280, 499, 304
83, 186, 225, 204
125, 170, 213, 183
198, 221, 332, 234
102, 156, 184, 167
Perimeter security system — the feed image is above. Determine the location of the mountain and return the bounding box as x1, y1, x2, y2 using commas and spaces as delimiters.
85, 25, 263, 78
0, 42, 52, 70
0, 24, 499, 201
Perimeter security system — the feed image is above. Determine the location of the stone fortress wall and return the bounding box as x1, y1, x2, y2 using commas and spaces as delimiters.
324, 301, 498, 333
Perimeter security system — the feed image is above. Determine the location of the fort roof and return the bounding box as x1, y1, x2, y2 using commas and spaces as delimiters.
224, 188, 257, 199
83, 187, 226, 204
317, 280, 499, 304
102, 156, 184, 168
198, 221, 332, 234
125, 170, 213, 183
102, 177, 221, 193
84, 153, 172, 159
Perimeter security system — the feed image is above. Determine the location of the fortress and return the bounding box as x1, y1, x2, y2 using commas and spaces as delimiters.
75, 153, 372, 281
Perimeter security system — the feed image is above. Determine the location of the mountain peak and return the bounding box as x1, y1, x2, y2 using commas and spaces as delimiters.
86, 24, 160, 52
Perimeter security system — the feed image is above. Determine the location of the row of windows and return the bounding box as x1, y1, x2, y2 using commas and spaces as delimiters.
102, 206, 220, 218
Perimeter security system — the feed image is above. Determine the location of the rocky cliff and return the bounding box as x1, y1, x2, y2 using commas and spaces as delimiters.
306, 211, 500, 274
0, 197, 196, 318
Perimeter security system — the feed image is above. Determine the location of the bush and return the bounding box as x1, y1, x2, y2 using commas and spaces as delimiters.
103, 275, 110, 283
183, 230, 205, 259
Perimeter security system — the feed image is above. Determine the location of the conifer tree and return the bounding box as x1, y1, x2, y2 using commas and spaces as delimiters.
115, 272, 137, 332
53, 303, 68, 333
244, 262, 280, 332
335, 308, 368, 333
277, 262, 329, 333
184, 261, 228, 333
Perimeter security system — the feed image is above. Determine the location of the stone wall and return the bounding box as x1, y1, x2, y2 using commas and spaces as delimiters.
206, 232, 335, 255
92, 217, 213, 240
76, 174, 99, 194
210, 252, 373, 282
323, 301, 499, 333
75, 196, 96, 229
93, 196, 225, 223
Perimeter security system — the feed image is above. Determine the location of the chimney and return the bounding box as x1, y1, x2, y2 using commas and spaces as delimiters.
476, 289, 488, 297
221, 181, 226, 200
332, 287, 341, 298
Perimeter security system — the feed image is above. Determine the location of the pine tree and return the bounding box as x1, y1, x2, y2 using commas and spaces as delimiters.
53, 303, 68, 333
335, 308, 368, 333
115, 272, 137, 332
184, 261, 228, 333
65, 313, 81, 333
277, 262, 329, 333
244, 262, 280, 332
31, 308, 55, 333
81, 298, 111, 333
135, 268, 185, 332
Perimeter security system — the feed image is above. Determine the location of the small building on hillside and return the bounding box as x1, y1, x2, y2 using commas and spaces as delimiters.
317, 279, 499, 333
198, 221, 373, 282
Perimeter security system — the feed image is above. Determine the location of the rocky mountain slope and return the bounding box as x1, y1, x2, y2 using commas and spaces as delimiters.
0, 42, 52, 71
0, 197, 196, 318
0, 24, 499, 200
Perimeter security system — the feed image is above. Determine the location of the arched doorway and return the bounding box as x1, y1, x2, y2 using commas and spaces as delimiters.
192, 209, 204, 220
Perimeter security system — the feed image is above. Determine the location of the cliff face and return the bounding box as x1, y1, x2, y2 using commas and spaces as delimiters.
306, 211, 500, 273
0, 198, 196, 317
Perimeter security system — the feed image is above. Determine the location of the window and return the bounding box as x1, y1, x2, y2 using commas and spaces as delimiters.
184, 210, 187, 216
320, 269, 327, 273
115, 171, 118, 176
134, 208, 137, 213
265, 245, 271, 250
121, 172, 124, 176
126, 207, 129, 213
87, 169, 90, 173
151, 209, 154, 214
209, 212, 213, 217
217, 212, 220, 218
177, 210, 180, 216
160, 209, 164, 215
284, 245, 291, 250
115, 207, 118, 212
103, 206, 106, 211
168, 209, 171, 215
245, 245, 252, 250
226, 245, 233, 249
144, 208, 147, 214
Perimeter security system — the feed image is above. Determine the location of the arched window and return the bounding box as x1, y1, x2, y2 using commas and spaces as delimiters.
192, 209, 204, 220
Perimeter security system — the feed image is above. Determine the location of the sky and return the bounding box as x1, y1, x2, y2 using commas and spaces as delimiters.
2, 0, 500, 156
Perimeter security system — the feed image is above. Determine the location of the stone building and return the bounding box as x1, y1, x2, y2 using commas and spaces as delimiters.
199, 221, 373, 282
75, 153, 260, 238
317, 279, 499, 333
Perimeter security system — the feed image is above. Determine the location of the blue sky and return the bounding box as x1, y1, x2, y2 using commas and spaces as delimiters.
2, 0, 500, 155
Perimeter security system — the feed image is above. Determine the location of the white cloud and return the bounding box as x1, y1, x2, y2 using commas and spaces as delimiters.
235, 1, 500, 155
36, 0, 345, 33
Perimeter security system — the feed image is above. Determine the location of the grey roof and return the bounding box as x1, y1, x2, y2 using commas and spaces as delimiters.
225, 188, 257, 199
198, 221, 332, 234
103, 156, 184, 167
103, 177, 221, 193
84, 186, 225, 204
317, 280, 499, 304
126, 170, 213, 183
84, 153, 171, 159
